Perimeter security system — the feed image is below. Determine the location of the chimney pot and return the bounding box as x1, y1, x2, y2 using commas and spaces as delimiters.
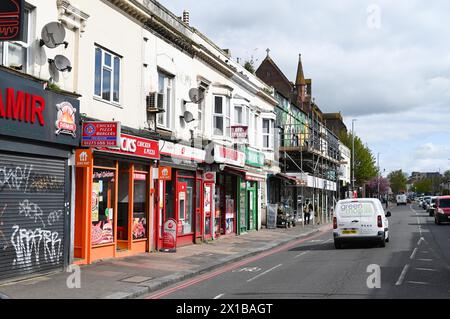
183, 10, 190, 25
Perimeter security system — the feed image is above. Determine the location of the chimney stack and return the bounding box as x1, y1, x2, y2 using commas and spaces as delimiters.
182, 10, 190, 25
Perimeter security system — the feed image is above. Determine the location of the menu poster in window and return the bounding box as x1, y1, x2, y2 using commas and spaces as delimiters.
204, 185, 211, 214
240, 189, 246, 229
133, 217, 147, 240
92, 183, 100, 222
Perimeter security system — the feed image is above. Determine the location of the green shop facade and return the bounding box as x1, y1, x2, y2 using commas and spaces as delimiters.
237, 148, 266, 234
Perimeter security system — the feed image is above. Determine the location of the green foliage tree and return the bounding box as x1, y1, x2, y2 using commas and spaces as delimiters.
413, 179, 433, 194
388, 170, 408, 194
339, 131, 378, 187
244, 60, 255, 74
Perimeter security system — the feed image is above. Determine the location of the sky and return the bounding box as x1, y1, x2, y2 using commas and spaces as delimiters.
158, 0, 450, 176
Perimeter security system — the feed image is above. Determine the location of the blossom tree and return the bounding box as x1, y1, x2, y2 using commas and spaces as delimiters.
367, 176, 391, 195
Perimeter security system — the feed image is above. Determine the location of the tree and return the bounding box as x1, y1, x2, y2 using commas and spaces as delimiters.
413, 179, 433, 195
388, 170, 408, 194
244, 59, 255, 74
367, 176, 390, 195
339, 131, 378, 187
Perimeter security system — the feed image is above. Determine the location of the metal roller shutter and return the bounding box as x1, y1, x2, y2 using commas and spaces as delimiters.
0, 152, 67, 281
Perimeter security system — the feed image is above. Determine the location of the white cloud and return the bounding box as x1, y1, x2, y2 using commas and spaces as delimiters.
158, 0, 450, 174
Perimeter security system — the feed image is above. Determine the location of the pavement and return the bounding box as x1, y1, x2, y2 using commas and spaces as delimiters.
149, 202, 450, 299
0, 221, 330, 299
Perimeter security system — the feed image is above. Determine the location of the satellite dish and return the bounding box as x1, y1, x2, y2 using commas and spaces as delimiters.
40, 22, 68, 49
188, 88, 205, 104
53, 55, 72, 72
183, 111, 195, 123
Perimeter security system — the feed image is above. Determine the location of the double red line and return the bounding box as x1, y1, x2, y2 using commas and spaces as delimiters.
147, 226, 331, 299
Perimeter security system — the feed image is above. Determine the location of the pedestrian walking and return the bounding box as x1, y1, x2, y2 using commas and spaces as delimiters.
303, 200, 312, 225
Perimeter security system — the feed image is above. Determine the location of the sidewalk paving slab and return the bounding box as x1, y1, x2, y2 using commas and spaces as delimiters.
0, 223, 331, 299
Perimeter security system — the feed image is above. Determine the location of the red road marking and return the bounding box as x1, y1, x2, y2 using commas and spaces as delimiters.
146, 225, 332, 299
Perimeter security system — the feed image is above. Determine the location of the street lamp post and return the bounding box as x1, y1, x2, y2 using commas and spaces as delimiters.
377, 153, 380, 199
352, 119, 357, 197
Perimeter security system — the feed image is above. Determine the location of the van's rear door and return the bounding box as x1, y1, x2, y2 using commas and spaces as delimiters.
337, 201, 363, 236
337, 201, 377, 236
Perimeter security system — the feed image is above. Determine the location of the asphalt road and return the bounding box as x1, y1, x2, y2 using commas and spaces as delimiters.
146, 203, 450, 299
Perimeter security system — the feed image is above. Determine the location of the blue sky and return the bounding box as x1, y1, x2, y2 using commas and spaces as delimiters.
158, 0, 450, 176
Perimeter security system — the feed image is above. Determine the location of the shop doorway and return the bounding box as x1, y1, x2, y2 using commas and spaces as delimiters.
247, 184, 257, 231
203, 183, 214, 241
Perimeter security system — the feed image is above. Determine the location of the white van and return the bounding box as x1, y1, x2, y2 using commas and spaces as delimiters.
396, 194, 407, 206
333, 198, 391, 249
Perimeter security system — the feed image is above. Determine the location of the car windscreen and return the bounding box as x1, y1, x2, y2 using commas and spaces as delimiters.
439, 199, 450, 208
337, 202, 376, 218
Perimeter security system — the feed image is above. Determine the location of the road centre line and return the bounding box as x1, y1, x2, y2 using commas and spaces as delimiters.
418, 259, 433, 262
410, 248, 418, 260
294, 251, 310, 259
396, 264, 410, 286
213, 293, 225, 299
415, 268, 438, 272
247, 264, 283, 282
407, 281, 429, 285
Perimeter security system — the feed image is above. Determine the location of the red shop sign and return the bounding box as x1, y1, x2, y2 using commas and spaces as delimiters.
161, 218, 177, 252
99, 133, 160, 160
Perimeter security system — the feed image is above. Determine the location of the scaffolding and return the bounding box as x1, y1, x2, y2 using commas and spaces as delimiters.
278, 110, 340, 225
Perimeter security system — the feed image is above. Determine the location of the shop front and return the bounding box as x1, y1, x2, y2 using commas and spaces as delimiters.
237, 148, 265, 234
208, 144, 246, 238
0, 67, 80, 282
156, 141, 206, 249
73, 133, 159, 264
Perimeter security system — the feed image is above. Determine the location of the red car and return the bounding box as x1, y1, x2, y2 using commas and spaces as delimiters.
434, 196, 450, 225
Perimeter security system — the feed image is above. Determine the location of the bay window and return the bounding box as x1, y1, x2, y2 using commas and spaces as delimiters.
213, 95, 231, 138
157, 71, 174, 129
94, 46, 121, 104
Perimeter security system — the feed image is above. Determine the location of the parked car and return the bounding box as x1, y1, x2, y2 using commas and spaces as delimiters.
427, 197, 438, 217
333, 198, 391, 249
434, 196, 450, 225
422, 196, 432, 210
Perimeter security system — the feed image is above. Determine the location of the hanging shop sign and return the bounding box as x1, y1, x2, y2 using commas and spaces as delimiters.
158, 166, 172, 181
99, 134, 160, 160
159, 141, 205, 162
204, 172, 216, 183
161, 218, 177, 252
75, 148, 93, 168
0, 69, 80, 146
213, 144, 245, 168
0, 0, 26, 42
81, 121, 121, 147
245, 172, 266, 182
245, 148, 265, 168
231, 125, 248, 139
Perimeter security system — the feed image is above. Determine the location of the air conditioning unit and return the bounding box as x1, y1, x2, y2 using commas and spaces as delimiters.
146, 92, 165, 113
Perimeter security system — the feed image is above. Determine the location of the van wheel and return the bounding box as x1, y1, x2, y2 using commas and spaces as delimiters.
334, 241, 342, 249
379, 239, 386, 248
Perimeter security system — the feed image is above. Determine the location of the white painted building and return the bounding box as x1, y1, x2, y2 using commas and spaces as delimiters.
2, 0, 279, 264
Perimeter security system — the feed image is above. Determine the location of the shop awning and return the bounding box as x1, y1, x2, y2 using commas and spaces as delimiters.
245, 171, 266, 182
275, 173, 303, 185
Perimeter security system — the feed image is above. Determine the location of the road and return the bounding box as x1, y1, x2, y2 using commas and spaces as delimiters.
145, 203, 450, 299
